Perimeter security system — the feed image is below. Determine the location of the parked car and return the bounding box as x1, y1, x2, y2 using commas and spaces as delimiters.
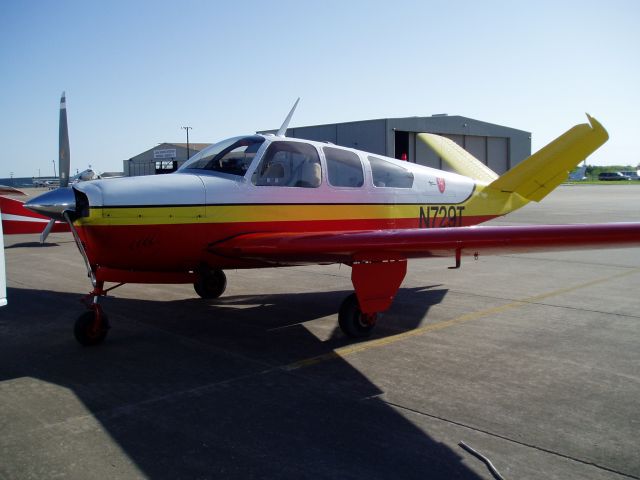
620, 171, 640, 180
598, 172, 631, 181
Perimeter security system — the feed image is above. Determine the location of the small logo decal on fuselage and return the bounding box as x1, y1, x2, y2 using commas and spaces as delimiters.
436, 177, 446, 193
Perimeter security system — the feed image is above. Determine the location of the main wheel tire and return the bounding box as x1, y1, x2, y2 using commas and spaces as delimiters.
338, 293, 376, 338
194, 269, 227, 299
74, 310, 110, 346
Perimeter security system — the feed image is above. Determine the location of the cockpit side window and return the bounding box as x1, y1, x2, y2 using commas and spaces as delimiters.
252, 141, 322, 188
180, 135, 265, 177
323, 147, 364, 188
368, 156, 414, 188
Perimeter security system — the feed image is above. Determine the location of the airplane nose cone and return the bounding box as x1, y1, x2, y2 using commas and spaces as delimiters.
24, 187, 76, 221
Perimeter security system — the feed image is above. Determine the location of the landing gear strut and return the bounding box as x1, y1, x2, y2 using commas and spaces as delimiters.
194, 268, 227, 299
63, 211, 114, 346
339, 255, 408, 339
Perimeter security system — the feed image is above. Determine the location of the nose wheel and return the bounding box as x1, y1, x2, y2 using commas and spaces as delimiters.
338, 293, 377, 338
74, 307, 110, 346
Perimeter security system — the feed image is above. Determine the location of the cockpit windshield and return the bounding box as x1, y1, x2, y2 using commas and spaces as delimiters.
179, 135, 265, 176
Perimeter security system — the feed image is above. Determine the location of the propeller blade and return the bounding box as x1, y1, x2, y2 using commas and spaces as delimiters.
40, 218, 56, 244
59, 91, 70, 188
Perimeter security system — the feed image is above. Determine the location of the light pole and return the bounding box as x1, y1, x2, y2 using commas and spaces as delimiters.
52, 159, 56, 178
182, 126, 192, 161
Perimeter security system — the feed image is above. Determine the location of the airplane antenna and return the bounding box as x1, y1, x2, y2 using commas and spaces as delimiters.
276, 98, 300, 137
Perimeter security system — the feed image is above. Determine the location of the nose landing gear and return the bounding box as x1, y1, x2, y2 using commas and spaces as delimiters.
75, 281, 118, 346
74, 306, 110, 346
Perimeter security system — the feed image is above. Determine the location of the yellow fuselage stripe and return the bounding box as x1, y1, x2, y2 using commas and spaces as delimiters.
76, 186, 528, 227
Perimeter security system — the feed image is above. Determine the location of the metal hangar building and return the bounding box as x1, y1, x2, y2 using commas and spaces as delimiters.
124, 115, 530, 177
261, 115, 531, 175
124, 142, 210, 177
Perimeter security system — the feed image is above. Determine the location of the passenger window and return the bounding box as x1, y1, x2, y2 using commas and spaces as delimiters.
323, 147, 364, 187
368, 156, 414, 188
253, 141, 321, 188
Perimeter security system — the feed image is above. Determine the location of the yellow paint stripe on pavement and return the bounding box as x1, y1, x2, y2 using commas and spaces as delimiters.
282, 268, 639, 371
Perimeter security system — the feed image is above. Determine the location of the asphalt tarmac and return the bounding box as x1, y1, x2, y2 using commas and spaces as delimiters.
1, 185, 639, 479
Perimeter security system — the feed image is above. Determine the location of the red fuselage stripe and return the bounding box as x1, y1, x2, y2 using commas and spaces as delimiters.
78, 215, 497, 271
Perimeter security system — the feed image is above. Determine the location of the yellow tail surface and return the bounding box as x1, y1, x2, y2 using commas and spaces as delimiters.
417, 133, 499, 183
489, 114, 608, 202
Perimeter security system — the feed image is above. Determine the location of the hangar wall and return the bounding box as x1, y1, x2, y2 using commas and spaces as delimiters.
124, 116, 531, 177
264, 115, 531, 175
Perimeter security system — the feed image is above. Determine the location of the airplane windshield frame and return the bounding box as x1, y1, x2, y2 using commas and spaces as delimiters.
179, 135, 265, 177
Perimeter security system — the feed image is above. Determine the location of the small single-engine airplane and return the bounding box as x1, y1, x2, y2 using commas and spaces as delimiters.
18, 100, 640, 346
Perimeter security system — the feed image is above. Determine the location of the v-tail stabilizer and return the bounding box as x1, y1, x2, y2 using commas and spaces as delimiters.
417, 133, 499, 183
489, 114, 608, 202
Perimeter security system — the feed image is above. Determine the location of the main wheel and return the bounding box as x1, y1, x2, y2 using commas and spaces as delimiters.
74, 310, 110, 346
338, 293, 377, 338
194, 269, 227, 299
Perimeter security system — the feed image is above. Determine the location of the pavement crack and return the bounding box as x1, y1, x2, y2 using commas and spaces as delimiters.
379, 399, 640, 480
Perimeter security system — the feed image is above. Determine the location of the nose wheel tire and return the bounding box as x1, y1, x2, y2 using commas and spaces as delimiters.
194, 269, 227, 299
338, 293, 377, 338
74, 310, 110, 346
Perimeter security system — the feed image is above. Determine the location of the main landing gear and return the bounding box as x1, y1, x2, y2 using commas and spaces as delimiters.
194, 268, 227, 299
337, 256, 408, 339
68, 251, 407, 345
338, 293, 376, 338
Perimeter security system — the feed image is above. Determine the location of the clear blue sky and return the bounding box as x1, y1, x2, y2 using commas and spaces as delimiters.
1, 0, 638, 177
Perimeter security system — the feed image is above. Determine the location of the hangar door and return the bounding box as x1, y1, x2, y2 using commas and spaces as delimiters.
487, 137, 509, 173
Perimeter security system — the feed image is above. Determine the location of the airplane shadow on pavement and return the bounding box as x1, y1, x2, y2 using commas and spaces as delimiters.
0, 285, 485, 479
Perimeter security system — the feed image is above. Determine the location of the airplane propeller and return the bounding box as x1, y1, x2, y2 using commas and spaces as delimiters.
40, 91, 72, 244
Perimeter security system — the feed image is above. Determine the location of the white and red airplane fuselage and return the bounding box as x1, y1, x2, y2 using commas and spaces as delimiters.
74, 135, 497, 273
18, 117, 640, 345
